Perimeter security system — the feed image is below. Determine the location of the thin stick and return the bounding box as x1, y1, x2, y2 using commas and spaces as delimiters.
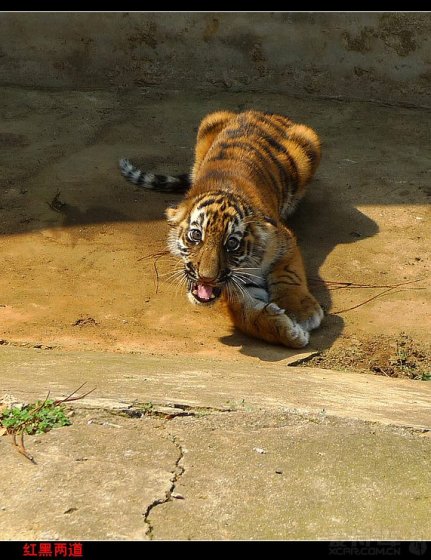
137, 249, 171, 262
17, 431, 35, 463
56, 387, 96, 404
54, 382, 93, 405
333, 286, 403, 314
310, 277, 426, 290
10, 431, 35, 464
153, 253, 164, 295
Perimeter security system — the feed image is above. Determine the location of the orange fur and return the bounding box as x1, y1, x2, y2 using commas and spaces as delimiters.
164, 110, 324, 348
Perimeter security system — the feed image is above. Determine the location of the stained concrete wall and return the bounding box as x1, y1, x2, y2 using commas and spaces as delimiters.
0, 12, 430, 106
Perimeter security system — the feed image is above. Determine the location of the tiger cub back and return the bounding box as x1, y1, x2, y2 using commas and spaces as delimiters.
190, 110, 321, 218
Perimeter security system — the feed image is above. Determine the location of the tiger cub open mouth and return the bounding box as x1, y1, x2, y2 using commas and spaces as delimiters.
191, 283, 222, 304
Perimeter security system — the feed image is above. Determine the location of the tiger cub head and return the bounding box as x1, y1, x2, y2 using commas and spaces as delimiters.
166, 191, 273, 305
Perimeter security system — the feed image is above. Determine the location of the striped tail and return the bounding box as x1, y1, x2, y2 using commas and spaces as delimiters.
119, 158, 190, 193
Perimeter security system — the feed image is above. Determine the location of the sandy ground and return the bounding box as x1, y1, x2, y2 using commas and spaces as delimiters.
0, 85, 430, 366
1, 86, 431, 541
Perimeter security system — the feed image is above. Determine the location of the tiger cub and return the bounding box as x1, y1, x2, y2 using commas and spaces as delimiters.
119, 110, 324, 348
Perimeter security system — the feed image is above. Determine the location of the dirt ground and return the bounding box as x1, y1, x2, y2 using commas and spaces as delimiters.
0, 85, 430, 369
301, 332, 431, 380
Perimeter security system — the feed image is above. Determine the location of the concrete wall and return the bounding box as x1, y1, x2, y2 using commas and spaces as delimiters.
0, 12, 430, 106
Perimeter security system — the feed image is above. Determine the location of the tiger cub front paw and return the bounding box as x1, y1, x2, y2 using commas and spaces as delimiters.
268, 310, 310, 348
298, 302, 324, 332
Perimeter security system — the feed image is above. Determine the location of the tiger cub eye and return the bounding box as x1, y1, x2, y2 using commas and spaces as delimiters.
226, 236, 240, 251
188, 229, 202, 242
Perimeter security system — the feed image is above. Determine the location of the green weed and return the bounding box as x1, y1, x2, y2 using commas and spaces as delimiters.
1, 383, 95, 463
0, 399, 71, 435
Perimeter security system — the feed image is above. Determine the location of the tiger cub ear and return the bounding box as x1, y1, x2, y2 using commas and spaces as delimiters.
165, 204, 187, 226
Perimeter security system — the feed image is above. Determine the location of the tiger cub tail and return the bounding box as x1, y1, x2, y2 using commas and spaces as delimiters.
119, 158, 190, 193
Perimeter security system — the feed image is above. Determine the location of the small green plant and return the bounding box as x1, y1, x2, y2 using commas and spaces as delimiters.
224, 398, 254, 412
140, 402, 154, 415
224, 399, 241, 411
0, 383, 95, 463
421, 373, 431, 381
1, 399, 71, 435
389, 333, 416, 375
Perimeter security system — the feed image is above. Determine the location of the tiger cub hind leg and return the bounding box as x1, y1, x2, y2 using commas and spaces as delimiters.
226, 289, 310, 349
267, 239, 324, 333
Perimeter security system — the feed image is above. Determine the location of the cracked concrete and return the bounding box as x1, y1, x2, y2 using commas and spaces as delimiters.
1, 402, 430, 541
0, 409, 176, 540
143, 433, 185, 539
149, 412, 431, 541
1, 347, 431, 540
2, 347, 431, 431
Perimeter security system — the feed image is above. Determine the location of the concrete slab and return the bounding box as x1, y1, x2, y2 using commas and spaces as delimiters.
1, 13, 430, 108
1, 403, 430, 541
0, 409, 176, 540
1, 346, 431, 431
1, 347, 430, 540
150, 412, 431, 541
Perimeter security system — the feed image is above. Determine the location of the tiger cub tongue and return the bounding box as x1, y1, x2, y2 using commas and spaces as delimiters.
197, 283, 213, 300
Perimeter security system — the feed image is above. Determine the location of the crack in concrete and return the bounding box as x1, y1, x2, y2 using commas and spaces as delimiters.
143, 433, 185, 540
118, 401, 236, 419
